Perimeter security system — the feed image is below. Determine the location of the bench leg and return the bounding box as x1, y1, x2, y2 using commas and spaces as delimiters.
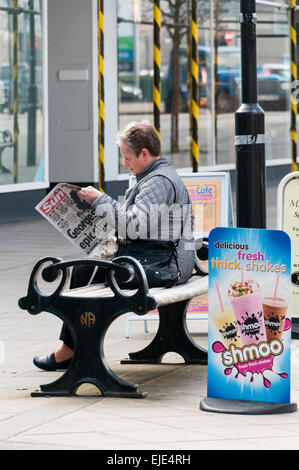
32, 304, 147, 398
121, 300, 208, 365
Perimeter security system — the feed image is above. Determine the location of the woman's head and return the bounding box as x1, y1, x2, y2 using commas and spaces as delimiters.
116, 121, 161, 157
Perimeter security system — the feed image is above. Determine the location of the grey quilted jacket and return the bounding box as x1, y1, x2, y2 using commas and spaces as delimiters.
91, 158, 195, 285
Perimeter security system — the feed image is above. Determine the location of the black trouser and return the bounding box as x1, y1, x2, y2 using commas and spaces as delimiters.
59, 265, 106, 349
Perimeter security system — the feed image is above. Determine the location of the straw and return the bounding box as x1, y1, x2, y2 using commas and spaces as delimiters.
274, 272, 280, 300
215, 281, 224, 312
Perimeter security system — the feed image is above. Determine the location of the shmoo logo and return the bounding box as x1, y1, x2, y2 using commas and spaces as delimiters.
219, 322, 239, 343
213, 337, 288, 389
264, 315, 285, 336
40, 189, 67, 215
237, 311, 265, 341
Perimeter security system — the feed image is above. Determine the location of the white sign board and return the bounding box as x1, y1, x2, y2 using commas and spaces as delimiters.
277, 172, 299, 318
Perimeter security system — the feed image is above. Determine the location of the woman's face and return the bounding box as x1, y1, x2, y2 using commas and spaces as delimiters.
120, 145, 150, 176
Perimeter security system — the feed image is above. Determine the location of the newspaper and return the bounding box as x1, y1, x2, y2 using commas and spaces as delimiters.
35, 183, 112, 256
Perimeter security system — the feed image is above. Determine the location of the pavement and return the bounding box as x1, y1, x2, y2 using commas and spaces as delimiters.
1, 183, 299, 451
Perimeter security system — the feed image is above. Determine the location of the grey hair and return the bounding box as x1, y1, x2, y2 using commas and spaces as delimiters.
116, 121, 161, 157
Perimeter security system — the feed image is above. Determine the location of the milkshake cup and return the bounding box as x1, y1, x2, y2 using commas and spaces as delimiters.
228, 280, 267, 345
262, 297, 288, 342
212, 304, 243, 348
262, 276, 289, 343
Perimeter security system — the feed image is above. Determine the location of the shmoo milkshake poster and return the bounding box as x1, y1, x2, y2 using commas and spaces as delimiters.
208, 227, 292, 404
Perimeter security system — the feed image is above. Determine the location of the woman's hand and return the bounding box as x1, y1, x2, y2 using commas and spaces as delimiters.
78, 186, 102, 205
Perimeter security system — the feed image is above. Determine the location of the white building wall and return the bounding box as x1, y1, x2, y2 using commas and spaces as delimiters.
48, 0, 119, 185
48, 0, 97, 183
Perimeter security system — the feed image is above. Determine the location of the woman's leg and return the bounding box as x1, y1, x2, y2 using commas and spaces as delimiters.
33, 265, 106, 369
58, 265, 106, 354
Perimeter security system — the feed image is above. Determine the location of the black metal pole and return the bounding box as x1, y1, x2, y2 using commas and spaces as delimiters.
235, 0, 266, 228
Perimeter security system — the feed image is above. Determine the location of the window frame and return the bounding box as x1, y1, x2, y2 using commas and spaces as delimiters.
0, 0, 49, 194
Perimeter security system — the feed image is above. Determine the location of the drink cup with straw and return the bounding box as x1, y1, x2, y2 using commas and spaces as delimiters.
212, 280, 243, 348
228, 268, 266, 346
262, 272, 288, 342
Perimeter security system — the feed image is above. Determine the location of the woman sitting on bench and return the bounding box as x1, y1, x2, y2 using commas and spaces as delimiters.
33, 121, 195, 371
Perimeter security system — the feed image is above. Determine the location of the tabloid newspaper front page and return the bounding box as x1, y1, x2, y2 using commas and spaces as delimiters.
35, 183, 104, 255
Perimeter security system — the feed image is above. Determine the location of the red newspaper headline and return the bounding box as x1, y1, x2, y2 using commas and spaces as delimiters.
40, 188, 67, 215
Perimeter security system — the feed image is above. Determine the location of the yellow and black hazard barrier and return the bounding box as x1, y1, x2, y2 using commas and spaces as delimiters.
190, 0, 199, 172
98, 0, 105, 191
290, 0, 297, 172
153, 0, 161, 139
13, 0, 19, 183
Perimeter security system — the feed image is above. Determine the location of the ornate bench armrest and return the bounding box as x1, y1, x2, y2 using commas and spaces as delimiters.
18, 257, 67, 314
18, 256, 157, 316
107, 256, 157, 314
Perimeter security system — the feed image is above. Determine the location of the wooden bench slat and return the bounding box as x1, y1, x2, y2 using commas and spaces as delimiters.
153, 276, 208, 306
63, 283, 107, 295
63, 285, 115, 298
62, 275, 208, 307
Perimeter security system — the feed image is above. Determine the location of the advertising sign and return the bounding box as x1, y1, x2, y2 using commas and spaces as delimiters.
277, 172, 299, 318
184, 179, 221, 236
181, 172, 233, 318
207, 227, 292, 404
182, 172, 233, 238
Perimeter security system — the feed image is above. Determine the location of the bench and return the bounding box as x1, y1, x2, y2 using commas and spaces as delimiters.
18, 254, 208, 398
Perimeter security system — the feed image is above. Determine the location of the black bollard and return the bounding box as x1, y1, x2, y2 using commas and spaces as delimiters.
235, 0, 266, 229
